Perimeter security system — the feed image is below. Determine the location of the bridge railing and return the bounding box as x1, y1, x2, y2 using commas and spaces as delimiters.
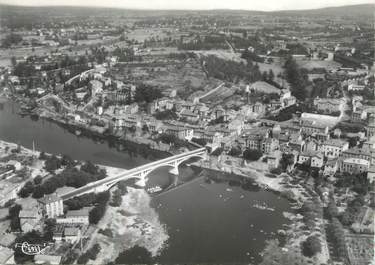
101, 147, 206, 182
61, 148, 207, 199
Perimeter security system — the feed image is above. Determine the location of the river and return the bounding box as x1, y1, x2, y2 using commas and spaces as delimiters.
0, 100, 291, 264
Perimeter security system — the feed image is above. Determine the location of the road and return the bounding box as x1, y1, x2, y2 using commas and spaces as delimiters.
196, 82, 225, 102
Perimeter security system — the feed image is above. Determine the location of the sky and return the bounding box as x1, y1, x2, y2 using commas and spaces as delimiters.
0, 0, 371, 11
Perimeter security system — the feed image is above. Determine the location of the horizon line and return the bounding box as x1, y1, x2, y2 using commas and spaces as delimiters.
0, 2, 373, 12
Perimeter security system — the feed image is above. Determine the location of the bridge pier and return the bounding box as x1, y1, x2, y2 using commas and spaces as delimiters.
169, 165, 179, 175
61, 148, 207, 200
135, 176, 147, 187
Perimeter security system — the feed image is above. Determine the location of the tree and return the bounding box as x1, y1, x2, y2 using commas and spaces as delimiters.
142, 124, 149, 133
327, 197, 339, 218
260, 239, 309, 265
284, 56, 308, 101
262, 71, 268, 81
44, 218, 56, 241
268, 69, 275, 81
279, 153, 295, 171
115, 246, 154, 264
153, 110, 178, 120
348, 137, 358, 148
89, 192, 110, 224
134, 84, 163, 103
301, 236, 321, 257
19, 181, 35, 198
191, 138, 207, 146
1, 34, 23, 48
243, 149, 262, 161
228, 147, 242, 157
32, 185, 45, 199
44, 155, 62, 172
89, 205, 106, 224
61, 154, 75, 167
33, 175, 43, 185
11, 56, 17, 67
109, 189, 122, 207
327, 218, 348, 261
8, 204, 22, 231
77, 244, 101, 264
81, 161, 98, 175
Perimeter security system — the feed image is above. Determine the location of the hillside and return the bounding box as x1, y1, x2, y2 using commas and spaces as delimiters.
0, 3, 373, 18
272, 3, 374, 18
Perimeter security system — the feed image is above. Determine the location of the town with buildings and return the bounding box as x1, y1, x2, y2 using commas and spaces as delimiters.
0, 2, 373, 265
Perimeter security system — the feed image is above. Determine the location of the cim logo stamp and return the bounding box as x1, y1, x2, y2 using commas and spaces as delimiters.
15, 242, 53, 255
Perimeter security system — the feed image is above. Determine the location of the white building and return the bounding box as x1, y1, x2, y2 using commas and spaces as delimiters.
56, 208, 89, 225
348, 84, 365, 91
298, 151, 324, 168
19, 210, 41, 232
341, 158, 370, 174
38, 194, 64, 218
64, 227, 81, 243
322, 139, 349, 158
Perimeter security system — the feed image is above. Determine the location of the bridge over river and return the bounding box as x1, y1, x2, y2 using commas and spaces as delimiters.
61, 147, 207, 200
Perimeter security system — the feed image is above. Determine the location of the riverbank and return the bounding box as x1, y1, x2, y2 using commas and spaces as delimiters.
0, 138, 169, 263
192, 155, 331, 264
85, 187, 169, 264
191, 154, 307, 203
0, 95, 178, 156
36, 105, 175, 153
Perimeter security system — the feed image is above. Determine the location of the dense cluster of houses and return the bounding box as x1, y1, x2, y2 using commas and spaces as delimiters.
32, 61, 373, 186
18, 194, 88, 244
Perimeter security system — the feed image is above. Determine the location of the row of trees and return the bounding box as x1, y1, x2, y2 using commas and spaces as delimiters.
134, 83, 163, 104
64, 191, 107, 211
156, 133, 189, 148
19, 160, 106, 199
284, 56, 309, 101
301, 235, 322, 257
40, 152, 75, 171
89, 192, 110, 224
1, 33, 23, 48
153, 109, 178, 120
221, 147, 263, 161
326, 218, 348, 262
202, 55, 263, 84
77, 243, 101, 264
8, 203, 22, 231
64, 191, 110, 224
241, 49, 264, 63
177, 35, 228, 50
335, 172, 370, 195
243, 149, 263, 161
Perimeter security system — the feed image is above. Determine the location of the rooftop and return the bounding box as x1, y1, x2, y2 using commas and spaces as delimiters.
38, 194, 61, 205
323, 138, 348, 147
19, 210, 39, 219
300, 150, 323, 158
343, 158, 369, 166
343, 146, 371, 156
66, 208, 89, 217
64, 227, 80, 236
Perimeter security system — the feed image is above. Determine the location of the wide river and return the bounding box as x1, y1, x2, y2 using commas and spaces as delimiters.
0, 100, 291, 264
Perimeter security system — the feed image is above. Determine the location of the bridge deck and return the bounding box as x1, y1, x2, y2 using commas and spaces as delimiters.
61, 148, 206, 200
